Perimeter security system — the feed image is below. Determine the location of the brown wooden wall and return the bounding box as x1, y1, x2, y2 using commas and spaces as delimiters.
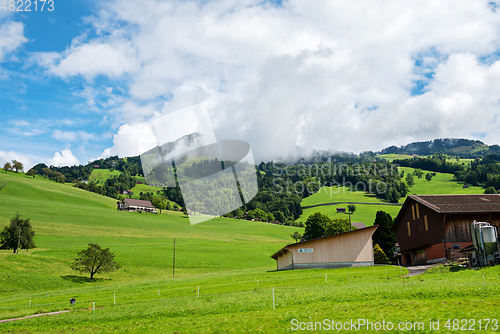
396, 199, 444, 252
396, 199, 500, 253
444, 213, 500, 242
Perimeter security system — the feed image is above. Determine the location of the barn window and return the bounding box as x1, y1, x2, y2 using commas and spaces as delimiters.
411, 205, 415, 220
407, 221, 411, 236
424, 215, 428, 231
415, 203, 420, 219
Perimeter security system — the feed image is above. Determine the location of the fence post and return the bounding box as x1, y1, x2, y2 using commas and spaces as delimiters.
197, 286, 199, 297
272, 288, 275, 310
114, 293, 116, 305
325, 274, 327, 283
158, 289, 160, 296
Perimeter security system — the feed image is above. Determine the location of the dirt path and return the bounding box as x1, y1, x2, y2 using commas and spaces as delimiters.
406, 264, 438, 277
0, 310, 70, 324
302, 201, 403, 209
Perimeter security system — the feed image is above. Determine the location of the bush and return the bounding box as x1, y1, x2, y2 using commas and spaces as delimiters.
373, 244, 389, 264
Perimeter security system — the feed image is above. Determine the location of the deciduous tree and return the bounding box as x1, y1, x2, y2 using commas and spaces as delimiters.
3, 162, 11, 173
291, 231, 302, 242
405, 173, 414, 187
26, 169, 37, 178
71, 243, 121, 279
12, 160, 23, 173
0, 214, 36, 253
324, 218, 353, 236
303, 212, 330, 240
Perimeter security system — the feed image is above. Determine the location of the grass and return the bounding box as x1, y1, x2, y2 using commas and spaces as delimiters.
296, 167, 484, 225
1, 171, 499, 333
378, 154, 418, 161
87, 169, 121, 184
1, 263, 500, 333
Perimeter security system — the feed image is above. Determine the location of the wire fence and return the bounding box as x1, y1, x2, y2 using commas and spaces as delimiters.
1, 266, 496, 316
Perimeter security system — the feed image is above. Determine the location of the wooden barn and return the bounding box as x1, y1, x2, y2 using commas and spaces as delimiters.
393, 194, 500, 265
117, 198, 156, 213
271, 225, 378, 270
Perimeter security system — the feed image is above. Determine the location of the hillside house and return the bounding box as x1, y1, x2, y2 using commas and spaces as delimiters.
117, 198, 156, 213
271, 225, 378, 270
393, 195, 500, 265
336, 207, 346, 213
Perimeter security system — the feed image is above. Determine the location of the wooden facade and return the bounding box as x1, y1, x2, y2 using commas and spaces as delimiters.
393, 195, 500, 265
271, 226, 378, 270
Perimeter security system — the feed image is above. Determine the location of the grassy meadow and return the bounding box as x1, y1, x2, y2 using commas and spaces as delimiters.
296, 167, 484, 225
1, 170, 499, 333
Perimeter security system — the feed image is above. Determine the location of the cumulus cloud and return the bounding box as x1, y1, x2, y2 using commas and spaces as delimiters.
0, 150, 37, 170
35, 0, 500, 161
0, 21, 27, 62
48, 149, 80, 167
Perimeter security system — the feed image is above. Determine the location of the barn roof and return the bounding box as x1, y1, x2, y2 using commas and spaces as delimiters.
393, 194, 500, 231
123, 198, 155, 208
271, 225, 378, 260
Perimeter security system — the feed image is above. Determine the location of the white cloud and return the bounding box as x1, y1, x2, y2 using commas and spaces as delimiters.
41, 40, 139, 80
52, 129, 97, 142
52, 130, 77, 141
48, 149, 80, 167
34, 1, 500, 161
0, 21, 27, 62
0, 150, 36, 171
98, 121, 157, 159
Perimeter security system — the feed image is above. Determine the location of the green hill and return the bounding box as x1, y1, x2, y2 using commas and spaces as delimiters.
296, 167, 484, 225
1, 171, 499, 333
0, 172, 301, 291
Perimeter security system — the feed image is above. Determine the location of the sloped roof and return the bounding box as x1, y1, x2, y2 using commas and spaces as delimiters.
393, 194, 500, 231
409, 194, 500, 214
352, 222, 367, 229
271, 225, 378, 260
123, 198, 155, 208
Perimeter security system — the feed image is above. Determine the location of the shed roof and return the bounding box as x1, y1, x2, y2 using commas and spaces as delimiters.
271, 225, 377, 260
393, 194, 500, 231
352, 222, 367, 229
123, 198, 155, 208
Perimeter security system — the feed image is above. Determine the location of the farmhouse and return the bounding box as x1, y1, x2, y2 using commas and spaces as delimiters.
117, 198, 156, 213
393, 194, 500, 265
271, 225, 378, 270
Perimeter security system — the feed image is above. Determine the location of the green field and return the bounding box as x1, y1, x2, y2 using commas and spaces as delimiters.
377, 154, 417, 161
1, 171, 499, 333
297, 167, 484, 225
88, 169, 121, 184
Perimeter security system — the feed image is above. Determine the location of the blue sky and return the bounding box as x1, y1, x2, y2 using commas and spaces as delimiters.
2, 0, 500, 168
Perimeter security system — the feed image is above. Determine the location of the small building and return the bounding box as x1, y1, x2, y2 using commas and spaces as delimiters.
336, 207, 346, 213
117, 198, 156, 213
352, 222, 366, 229
393, 194, 500, 265
271, 225, 378, 270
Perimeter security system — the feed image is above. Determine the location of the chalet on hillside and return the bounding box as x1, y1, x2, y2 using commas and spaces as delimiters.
117, 198, 156, 213
393, 194, 500, 265
271, 225, 378, 270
